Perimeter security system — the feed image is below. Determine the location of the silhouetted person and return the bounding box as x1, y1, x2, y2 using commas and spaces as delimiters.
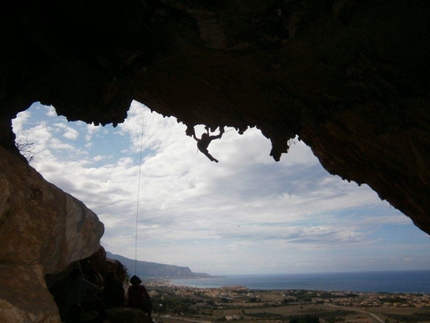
102, 271, 125, 309
127, 275, 152, 319
193, 126, 224, 162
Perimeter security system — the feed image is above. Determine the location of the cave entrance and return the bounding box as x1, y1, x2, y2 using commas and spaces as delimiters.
11, 101, 429, 275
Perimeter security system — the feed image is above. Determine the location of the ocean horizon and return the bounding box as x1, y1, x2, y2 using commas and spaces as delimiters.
170, 270, 430, 293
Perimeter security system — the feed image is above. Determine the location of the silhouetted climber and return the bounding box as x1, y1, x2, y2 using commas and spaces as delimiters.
102, 271, 125, 309
127, 275, 152, 319
193, 126, 225, 162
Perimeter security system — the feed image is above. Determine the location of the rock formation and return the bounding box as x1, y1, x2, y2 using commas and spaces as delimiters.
0, 0, 430, 321
46, 246, 130, 321
0, 147, 104, 322
106, 251, 216, 279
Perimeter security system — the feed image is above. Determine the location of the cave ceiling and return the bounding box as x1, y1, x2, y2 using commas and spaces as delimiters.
1, 0, 429, 233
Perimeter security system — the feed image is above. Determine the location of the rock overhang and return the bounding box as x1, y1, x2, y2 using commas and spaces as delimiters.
1, 0, 429, 234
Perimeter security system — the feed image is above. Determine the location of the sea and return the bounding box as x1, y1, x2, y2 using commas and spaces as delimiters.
170, 270, 430, 293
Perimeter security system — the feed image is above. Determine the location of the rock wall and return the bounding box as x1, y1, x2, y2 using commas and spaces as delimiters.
0, 147, 104, 322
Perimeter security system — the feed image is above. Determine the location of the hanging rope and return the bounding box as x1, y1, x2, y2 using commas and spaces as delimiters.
134, 107, 146, 275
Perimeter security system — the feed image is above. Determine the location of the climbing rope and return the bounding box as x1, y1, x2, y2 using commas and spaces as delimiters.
134, 107, 146, 275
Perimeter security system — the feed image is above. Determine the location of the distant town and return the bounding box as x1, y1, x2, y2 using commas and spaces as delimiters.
144, 279, 430, 323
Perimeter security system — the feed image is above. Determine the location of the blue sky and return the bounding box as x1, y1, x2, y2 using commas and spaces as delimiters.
12, 101, 430, 275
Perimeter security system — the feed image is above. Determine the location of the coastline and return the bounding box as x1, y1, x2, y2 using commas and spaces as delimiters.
167, 270, 430, 293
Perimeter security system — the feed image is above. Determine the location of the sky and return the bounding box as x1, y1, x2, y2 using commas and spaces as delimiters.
12, 101, 430, 275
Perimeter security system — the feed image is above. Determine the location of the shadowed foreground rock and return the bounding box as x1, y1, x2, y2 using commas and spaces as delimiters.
0, 147, 104, 322
0, 265, 61, 323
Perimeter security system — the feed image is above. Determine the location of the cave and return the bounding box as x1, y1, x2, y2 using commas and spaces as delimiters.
1, 0, 429, 321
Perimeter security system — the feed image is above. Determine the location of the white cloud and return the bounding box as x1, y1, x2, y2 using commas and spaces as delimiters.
91, 155, 114, 163
45, 105, 57, 117
86, 123, 102, 141
49, 137, 78, 151
63, 127, 79, 140
12, 110, 31, 134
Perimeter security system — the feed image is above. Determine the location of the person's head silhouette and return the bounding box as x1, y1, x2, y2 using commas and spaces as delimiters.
129, 275, 142, 286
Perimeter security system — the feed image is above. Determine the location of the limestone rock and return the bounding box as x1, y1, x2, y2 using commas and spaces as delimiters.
0, 264, 61, 323
0, 147, 104, 321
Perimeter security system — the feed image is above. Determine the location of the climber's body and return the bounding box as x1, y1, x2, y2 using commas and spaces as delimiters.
193, 126, 224, 163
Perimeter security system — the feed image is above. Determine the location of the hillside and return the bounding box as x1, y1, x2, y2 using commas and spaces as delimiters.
106, 251, 215, 279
